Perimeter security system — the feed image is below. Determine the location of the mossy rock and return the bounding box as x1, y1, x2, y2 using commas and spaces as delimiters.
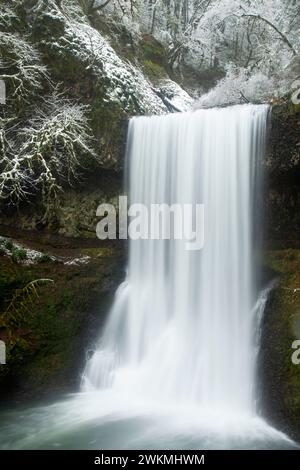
138, 34, 171, 83
259, 249, 300, 440
0, 239, 125, 400
139, 34, 168, 66
142, 60, 167, 82
265, 103, 300, 242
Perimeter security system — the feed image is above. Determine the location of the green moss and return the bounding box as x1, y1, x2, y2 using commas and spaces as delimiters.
262, 249, 300, 435
0, 237, 124, 397
265, 249, 300, 276
286, 102, 300, 117
4, 239, 13, 251
142, 60, 167, 81
139, 35, 167, 66
88, 96, 129, 167
37, 254, 51, 263
137, 34, 171, 83
11, 247, 27, 263
82, 247, 115, 257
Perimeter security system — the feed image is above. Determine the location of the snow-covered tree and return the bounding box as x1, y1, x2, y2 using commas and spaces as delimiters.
0, 32, 48, 102
1, 0, 299, 208
57, 0, 299, 96
0, 92, 94, 204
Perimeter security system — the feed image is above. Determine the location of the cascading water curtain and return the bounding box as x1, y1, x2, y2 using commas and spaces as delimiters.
83, 105, 269, 417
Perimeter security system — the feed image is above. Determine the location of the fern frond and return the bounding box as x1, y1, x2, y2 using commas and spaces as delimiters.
0, 278, 53, 328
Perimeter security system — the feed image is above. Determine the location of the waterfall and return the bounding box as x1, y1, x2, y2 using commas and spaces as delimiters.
83, 104, 270, 417
0, 104, 296, 450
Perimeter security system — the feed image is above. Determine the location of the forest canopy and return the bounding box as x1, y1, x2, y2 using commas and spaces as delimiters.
0, 0, 299, 207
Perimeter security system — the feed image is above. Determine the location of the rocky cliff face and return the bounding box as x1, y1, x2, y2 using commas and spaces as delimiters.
259, 250, 300, 442
259, 102, 300, 441
265, 103, 300, 243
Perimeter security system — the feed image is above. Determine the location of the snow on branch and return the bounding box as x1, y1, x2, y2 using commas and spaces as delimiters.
0, 32, 49, 101
194, 63, 292, 109
0, 4, 19, 30
225, 12, 298, 56
0, 92, 95, 205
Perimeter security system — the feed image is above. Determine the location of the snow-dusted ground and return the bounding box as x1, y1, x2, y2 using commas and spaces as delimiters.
0, 236, 91, 266
0, 236, 55, 265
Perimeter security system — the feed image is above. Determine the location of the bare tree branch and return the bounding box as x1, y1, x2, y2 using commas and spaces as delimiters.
229, 13, 297, 56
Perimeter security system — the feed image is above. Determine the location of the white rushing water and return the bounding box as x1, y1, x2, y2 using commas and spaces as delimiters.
83, 105, 269, 414
0, 105, 297, 450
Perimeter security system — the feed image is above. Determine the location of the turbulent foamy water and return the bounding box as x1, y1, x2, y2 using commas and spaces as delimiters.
0, 105, 297, 450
